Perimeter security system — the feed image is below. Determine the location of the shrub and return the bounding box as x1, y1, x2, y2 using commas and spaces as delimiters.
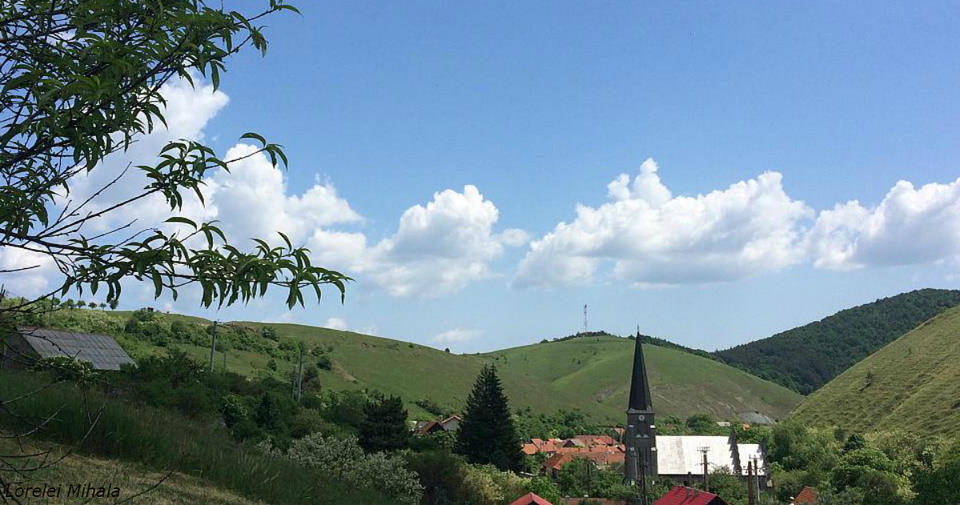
285, 433, 423, 505
316, 355, 332, 370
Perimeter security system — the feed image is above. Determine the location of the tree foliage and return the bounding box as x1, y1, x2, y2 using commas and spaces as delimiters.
715, 289, 960, 393
456, 364, 523, 472
359, 394, 409, 453
0, 0, 349, 316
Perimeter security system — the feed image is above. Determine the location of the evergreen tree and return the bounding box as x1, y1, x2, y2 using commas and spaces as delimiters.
455, 364, 523, 471
359, 395, 409, 453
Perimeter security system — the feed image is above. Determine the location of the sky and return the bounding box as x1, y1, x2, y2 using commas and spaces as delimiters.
6, 1, 960, 352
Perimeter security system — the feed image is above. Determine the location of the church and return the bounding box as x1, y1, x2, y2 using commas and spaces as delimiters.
624, 334, 769, 490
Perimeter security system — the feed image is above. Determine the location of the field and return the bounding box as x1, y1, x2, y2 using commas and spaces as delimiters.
791, 304, 960, 438
24, 308, 802, 423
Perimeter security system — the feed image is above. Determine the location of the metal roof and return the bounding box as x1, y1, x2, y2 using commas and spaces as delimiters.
16, 327, 135, 371
656, 436, 737, 476
655, 436, 767, 477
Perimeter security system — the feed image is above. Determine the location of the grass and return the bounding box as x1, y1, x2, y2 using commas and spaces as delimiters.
791, 304, 960, 438
190, 320, 801, 423
0, 438, 267, 505
0, 370, 397, 505
24, 308, 802, 423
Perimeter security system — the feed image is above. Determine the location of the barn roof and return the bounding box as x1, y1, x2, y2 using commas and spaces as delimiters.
16, 327, 135, 371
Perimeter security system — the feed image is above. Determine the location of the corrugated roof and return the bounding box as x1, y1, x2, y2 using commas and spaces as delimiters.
655, 436, 767, 477
656, 436, 737, 476
737, 443, 767, 476
16, 327, 135, 371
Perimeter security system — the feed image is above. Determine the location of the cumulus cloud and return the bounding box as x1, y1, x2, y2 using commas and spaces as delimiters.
198, 144, 362, 244
807, 178, 960, 269
308, 185, 526, 297
432, 328, 483, 344
515, 159, 813, 288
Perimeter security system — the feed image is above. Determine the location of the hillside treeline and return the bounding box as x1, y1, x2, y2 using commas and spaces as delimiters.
715, 289, 960, 394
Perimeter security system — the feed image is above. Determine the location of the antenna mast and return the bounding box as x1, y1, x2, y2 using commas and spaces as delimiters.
583, 304, 588, 333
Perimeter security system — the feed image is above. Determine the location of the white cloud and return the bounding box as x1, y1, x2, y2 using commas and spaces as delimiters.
807, 178, 960, 269
197, 144, 362, 244
0, 248, 56, 298
325, 317, 348, 330
515, 159, 813, 288
308, 185, 526, 297
432, 328, 483, 344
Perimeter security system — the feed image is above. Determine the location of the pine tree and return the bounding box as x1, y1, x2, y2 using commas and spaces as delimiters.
456, 364, 523, 471
359, 395, 409, 453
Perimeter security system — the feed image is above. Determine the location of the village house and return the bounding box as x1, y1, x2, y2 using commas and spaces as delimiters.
0, 326, 135, 371
413, 415, 462, 435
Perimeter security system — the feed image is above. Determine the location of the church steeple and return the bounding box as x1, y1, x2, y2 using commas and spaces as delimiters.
628, 333, 654, 412
625, 330, 657, 494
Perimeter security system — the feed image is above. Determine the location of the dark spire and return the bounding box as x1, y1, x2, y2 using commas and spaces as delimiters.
628, 330, 654, 412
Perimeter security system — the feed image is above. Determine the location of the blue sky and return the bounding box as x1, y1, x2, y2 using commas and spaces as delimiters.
11, 1, 960, 352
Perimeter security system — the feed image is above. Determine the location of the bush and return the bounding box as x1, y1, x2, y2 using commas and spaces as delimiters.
316, 355, 332, 370
284, 433, 423, 505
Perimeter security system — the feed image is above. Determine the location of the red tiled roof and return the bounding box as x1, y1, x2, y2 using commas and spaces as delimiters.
793, 487, 817, 504
654, 486, 723, 505
573, 434, 617, 446
542, 450, 625, 471
522, 443, 539, 455
509, 492, 553, 505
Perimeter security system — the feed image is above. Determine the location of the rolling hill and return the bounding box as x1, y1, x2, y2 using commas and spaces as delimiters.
24, 309, 801, 424
790, 304, 960, 438
714, 289, 960, 394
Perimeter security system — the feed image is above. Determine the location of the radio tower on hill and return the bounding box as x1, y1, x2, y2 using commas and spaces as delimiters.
583, 304, 588, 334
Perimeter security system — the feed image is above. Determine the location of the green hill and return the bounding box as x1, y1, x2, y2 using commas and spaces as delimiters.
714, 289, 960, 394
790, 304, 960, 438
23, 309, 801, 424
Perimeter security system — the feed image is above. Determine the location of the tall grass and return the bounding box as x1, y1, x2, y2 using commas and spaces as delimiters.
0, 370, 395, 505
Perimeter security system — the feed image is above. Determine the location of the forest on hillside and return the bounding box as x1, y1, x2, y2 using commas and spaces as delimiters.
714, 289, 960, 394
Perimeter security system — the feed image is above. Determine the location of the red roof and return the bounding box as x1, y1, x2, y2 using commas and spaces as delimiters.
573, 434, 617, 446
542, 450, 625, 471
509, 492, 554, 505
653, 486, 725, 505
793, 487, 817, 504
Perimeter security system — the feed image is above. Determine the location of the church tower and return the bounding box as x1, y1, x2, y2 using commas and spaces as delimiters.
625, 332, 657, 486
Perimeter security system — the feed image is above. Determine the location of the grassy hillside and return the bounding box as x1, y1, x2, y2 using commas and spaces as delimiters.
22, 308, 801, 423
490, 335, 801, 422
791, 304, 960, 438
715, 289, 960, 394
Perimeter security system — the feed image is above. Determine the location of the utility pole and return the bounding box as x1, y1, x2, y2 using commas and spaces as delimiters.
747, 460, 755, 505
753, 455, 761, 500
208, 320, 217, 374
698, 447, 709, 491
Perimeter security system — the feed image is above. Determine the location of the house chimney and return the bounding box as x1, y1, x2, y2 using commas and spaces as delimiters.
747, 461, 755, 505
